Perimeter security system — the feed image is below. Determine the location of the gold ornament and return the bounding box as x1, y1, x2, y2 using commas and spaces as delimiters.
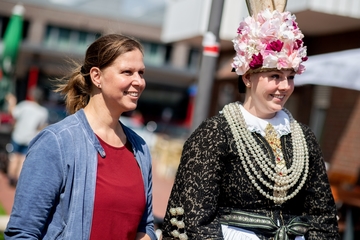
245, 0, 288, 16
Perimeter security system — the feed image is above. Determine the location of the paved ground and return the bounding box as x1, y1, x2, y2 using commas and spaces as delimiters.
0, 173, 15, 215
0, 172, 15, 232
152, 160, 174, 220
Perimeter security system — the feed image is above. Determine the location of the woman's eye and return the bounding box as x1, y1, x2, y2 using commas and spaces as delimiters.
288, 75, 295, 80
271, 74, 280, 79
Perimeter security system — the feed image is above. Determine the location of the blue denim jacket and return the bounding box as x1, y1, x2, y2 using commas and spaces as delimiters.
5, 109, 157, 240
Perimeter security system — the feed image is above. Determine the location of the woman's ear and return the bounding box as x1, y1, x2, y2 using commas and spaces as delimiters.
242, 73, 251, 87
89, 67, 101, 88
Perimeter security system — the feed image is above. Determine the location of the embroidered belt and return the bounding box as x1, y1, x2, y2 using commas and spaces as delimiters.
220, 210, 310, 240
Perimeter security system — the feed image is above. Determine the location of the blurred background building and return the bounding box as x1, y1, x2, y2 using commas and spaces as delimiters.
1, 0, 360, 236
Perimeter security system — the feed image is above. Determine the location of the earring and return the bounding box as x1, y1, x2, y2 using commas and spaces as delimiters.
97, 84, 101, 88
246, 83, 250, 87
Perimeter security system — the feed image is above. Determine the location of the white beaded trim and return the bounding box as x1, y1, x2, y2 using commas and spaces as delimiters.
222, 102, 309, 203
169, 207, 188, 240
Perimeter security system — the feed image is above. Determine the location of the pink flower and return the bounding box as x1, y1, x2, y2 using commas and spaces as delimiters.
294, 39, 303, 50
265, 40, 284, 52
277, 58, 288, 69
249, 53, 263, 69
292, 21, 298, 29
296, 64, 306, 74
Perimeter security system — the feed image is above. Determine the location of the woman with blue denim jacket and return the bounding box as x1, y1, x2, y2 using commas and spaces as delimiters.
5, 34, 157, 240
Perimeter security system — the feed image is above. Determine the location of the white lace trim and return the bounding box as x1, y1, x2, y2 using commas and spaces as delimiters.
238, 104, 291, 137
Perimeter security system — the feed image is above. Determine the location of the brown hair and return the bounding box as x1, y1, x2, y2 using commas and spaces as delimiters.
55, 34, 143, 114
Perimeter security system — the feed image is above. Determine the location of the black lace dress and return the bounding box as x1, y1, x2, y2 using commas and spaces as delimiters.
161, 107, 340, 240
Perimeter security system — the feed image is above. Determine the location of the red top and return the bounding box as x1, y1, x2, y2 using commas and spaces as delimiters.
90, 137, 145, 240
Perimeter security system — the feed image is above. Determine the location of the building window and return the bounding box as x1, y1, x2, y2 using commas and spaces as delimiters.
44, 25, 100, 54
141, 41, 168, 66
137, 83, 189, 123
187, 47, 201, 70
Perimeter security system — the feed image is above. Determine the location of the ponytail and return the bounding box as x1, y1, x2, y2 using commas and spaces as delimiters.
54, 62, 92, 114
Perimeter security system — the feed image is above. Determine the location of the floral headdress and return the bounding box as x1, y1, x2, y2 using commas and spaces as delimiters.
232, 8, 308, 75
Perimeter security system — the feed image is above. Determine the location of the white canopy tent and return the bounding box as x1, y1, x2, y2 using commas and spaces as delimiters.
295, 48, 360, 91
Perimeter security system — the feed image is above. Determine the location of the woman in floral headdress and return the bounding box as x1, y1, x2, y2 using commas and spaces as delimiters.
161, 6, 340, 240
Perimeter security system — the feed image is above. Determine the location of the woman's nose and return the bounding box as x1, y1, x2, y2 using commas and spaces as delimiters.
279, 78, 292, 90
133, 73, 146, 86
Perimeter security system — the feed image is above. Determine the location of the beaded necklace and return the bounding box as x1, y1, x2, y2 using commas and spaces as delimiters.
222, 102, 309, 204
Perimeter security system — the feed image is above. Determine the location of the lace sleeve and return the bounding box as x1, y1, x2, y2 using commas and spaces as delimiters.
161, 115, 229, 240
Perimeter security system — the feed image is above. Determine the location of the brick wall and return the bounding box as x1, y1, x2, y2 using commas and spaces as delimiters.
323, 88, 360, 181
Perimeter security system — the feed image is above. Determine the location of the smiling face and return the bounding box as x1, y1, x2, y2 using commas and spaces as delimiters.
242, 69, 295, 119
93, 48, 145, 115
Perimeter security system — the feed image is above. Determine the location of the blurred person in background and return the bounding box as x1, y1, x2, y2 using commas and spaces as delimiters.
5, 33, 156, 240
131, 110, 145, 126
161, 5, 339, 240
5, 86, 48, 187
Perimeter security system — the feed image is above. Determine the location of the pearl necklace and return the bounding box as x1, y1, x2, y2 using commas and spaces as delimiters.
222, 102, 309, 203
